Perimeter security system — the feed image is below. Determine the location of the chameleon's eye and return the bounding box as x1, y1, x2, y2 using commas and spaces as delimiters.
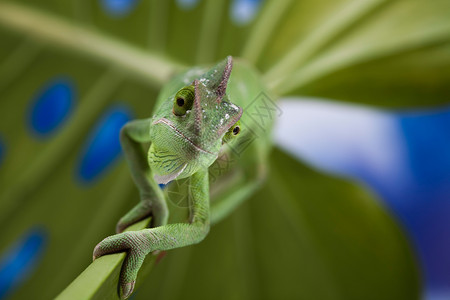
232, 125, 240, 135
223, 121, 241, 144
173, 86, 195, 116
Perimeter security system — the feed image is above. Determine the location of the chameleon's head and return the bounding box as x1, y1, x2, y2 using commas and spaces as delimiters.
149, 56, 243, 184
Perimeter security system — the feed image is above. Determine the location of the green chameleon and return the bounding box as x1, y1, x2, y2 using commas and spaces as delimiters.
93, 56, 273, 299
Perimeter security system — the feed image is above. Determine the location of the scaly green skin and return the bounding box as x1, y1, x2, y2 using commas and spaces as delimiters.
93, 56, 273, 299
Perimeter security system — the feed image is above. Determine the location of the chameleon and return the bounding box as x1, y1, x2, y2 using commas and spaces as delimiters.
93, 56, 273, 299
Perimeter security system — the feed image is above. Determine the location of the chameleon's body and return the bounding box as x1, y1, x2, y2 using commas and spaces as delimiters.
93, 57, 273, 299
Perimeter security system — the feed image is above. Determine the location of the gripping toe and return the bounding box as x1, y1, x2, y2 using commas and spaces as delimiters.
120, 281, 135, 299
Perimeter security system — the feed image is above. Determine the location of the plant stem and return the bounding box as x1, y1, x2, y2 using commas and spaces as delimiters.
263, 0, 388, 88
240, 0, 294, 64
0, 1, 184, 87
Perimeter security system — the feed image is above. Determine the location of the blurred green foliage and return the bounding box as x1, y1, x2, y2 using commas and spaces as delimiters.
1, 0, 449, 299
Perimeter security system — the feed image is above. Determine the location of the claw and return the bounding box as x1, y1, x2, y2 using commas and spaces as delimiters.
120, 281, 135, 299
116, 222, 127, 234
115, 201, 153, 234
92, 242, 104, 261
92, 233, 129, 261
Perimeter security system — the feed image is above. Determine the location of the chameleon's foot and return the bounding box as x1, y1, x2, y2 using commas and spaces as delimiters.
116, 201, 168, 233
116, 202, 152, 233
93, 232, 149, 299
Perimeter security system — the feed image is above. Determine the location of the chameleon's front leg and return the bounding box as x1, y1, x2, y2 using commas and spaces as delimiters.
116, 119, 168, 232
93, 169, 210, 299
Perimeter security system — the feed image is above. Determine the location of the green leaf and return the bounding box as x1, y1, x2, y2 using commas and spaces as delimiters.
0, 0, 428, 299
54, 149, 420, 300
258, 0, 450, 107
137, 148, 419, 300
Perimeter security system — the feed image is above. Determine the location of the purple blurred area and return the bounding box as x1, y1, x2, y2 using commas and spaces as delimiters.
275, 99, 450, 300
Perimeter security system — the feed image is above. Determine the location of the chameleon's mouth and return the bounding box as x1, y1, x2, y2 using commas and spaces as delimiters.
153, 118, 215, 155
